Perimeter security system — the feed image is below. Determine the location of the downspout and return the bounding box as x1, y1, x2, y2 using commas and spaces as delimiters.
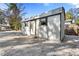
35, 20, 37, 38
46, 17, 49, 40
29, 21, 31, 35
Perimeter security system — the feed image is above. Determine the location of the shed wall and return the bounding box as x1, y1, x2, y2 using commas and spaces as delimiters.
22, 7, 65, 42
30, 21, 35, 35
39, 18, 48, 39
47, 14, 60, 42
36, 19, 40, 37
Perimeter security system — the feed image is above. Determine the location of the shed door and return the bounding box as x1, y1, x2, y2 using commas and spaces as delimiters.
39, 18, 48, 39
30, 21, 35, 35
47, 14, 60, 42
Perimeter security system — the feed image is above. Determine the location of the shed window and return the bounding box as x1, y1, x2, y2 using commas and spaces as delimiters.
40, 18, 47, 25
25, 22, 28, 26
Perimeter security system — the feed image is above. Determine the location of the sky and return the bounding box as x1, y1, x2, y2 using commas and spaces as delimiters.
0, 3, 78, 20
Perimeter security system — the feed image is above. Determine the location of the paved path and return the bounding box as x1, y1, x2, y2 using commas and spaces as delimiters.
0, 31, 79, 56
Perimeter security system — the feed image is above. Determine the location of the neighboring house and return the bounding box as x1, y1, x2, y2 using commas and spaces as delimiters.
21, 7, 65, 42
64, 19, 76, 29
65, 19, 76, 25
65, 20, 72, 25
0, 18, 10, 31
0, 10, 10, 31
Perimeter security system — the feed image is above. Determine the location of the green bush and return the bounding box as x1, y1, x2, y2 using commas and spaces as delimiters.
9, 18, 21, 30
76, 19, 79, 25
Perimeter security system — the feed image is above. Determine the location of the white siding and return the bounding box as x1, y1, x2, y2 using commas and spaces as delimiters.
30, 21, 35, 35
36, 19, 40, 37
47, 15, 60, 42
27, 22, 30, 35
39, 18, 48, 39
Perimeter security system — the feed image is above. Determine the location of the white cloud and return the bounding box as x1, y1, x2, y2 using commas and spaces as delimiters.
75, 4, 79, 8
71, 3, 79, 8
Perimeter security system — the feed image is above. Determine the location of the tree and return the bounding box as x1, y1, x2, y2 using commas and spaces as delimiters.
66, 8, 79, 20
0, 9, 5, 24
6, 3, 24, 30
76, 18, 79, 25
66, 11, 73, 20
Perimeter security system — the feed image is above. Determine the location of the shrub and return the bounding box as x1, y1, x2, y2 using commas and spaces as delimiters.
76, 19, 79, 25
64, 24, 78, 35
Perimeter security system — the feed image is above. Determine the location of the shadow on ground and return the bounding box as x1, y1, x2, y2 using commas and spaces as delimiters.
1, 36, 79, 56
0, 31, 23, 38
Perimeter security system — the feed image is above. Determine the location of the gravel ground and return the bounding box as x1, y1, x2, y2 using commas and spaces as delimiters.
0, 31, 79, 56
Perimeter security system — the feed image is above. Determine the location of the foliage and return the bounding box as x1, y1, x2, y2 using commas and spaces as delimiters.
9, 16, 21, 30
6, 3, 23, 30
66, 8, 79, 20
66, 11, 73, 20
64, 24, 78, 35
64, 28, 77, 35
0, 9, 6, 24
76, 19, 79, 25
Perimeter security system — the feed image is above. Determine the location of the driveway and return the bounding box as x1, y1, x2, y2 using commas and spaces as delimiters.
0, 31, 79, 56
